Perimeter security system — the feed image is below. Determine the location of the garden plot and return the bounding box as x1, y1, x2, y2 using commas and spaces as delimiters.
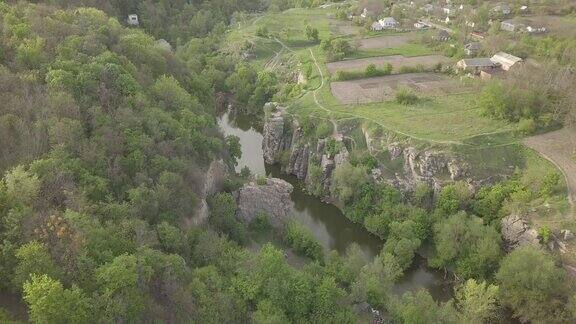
329, 18, 360, 36
330, 73, 467, 104
327, 55, 452, 74
359, 34, 420, 50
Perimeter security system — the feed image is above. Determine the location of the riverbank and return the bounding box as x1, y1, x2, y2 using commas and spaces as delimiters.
218, 108, 454, 301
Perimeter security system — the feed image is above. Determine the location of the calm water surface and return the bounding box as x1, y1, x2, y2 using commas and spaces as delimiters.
218, 110, 453, 301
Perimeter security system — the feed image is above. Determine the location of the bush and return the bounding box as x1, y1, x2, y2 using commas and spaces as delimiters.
208, 193, 247, 244
517, 118, 536, 134
538, 226, 551, 243
256, 175, 267, 185
365, 64, 379, 77
250, 211, 271, 234
285, 220, 324, 261
395, 87, 419, 105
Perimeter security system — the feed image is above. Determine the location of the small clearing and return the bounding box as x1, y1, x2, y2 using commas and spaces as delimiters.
326, 54, 452, 74
523, 127, 576, 209
359, 34, 419, 50
330, 73, 468, 104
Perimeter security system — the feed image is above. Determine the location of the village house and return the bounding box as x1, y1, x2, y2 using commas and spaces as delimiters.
526, 25, 547, 34
469, 32, 486, 40
436, 30, 450, 41
491, 52, 522, 71
127, 14, 139, 26
464, 42, 481, 56
456, 58, 497, 73
492, 4, 511, 16
371, 17, 399, 31
456, 58, 498, 74
422, 4, 434, 14
501, 19, 521, 32
414, 21, 429, 29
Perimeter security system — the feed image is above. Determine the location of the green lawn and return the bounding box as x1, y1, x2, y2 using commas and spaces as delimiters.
230, 8, 517, 145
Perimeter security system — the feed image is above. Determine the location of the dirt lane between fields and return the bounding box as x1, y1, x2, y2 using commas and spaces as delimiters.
523, 127, 576, 209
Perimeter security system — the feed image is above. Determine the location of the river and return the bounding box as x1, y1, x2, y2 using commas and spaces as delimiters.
218, 110, 453, 301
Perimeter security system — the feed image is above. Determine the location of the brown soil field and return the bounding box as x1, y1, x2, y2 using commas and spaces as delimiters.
523, 127, 576, 209
359, 34, 419, 50
326, 55, 452, 74
330, 73, 468, 104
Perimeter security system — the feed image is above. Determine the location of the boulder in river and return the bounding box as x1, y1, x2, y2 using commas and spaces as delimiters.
236, 178, 294, 228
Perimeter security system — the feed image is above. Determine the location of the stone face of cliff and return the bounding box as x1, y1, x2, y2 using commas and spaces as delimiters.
262, 103, 291, 164
189, 159, 229, 226
236, 178, 294, 228
261, 105, 480, 199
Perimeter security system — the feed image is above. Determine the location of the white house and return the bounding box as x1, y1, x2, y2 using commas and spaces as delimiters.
526, 25, 547, 34
371, 21, 384, 31
372, 17, 399, 30
414, 21, 429, 29
127, 14, 139, 26
360, 8, 368, 19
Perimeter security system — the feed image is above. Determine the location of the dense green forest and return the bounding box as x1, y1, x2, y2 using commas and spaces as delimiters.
0, 1, 575, 323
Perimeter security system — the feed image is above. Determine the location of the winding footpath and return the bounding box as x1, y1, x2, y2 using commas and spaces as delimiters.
523, 128, 576, 212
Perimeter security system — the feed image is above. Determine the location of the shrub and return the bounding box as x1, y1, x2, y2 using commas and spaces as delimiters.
256, 175, 267, 185
285, 220, 324, 261
365, 64, 379, 77
250, 211, 271, 234
517, 118, 536, 134
538, 226, 551, 243
395, 87, 419, 105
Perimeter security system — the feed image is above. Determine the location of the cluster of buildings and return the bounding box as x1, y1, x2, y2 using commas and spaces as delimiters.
501, 19, 547, 34
456, 52, 523, 79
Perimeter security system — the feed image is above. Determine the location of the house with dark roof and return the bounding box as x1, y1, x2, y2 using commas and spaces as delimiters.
436, 30, 450, 41
456, 58, 497, 73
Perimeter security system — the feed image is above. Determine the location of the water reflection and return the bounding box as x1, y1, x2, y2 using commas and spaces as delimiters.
217, 110, 452, 301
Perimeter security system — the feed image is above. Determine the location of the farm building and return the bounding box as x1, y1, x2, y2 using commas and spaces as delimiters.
456, 58, 497, 73
127, 14, 139, 26
491, 52, 522, 70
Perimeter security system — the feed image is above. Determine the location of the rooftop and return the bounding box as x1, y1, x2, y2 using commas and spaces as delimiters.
460, 58, 496, 67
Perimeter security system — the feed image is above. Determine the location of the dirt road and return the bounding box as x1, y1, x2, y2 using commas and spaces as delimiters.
523, 127, 576, 209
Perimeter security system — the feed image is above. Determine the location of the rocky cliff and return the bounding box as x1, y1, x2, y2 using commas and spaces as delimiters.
187, 159, 229, 227
261, 103, 476, 199
236, 178, 294, 228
